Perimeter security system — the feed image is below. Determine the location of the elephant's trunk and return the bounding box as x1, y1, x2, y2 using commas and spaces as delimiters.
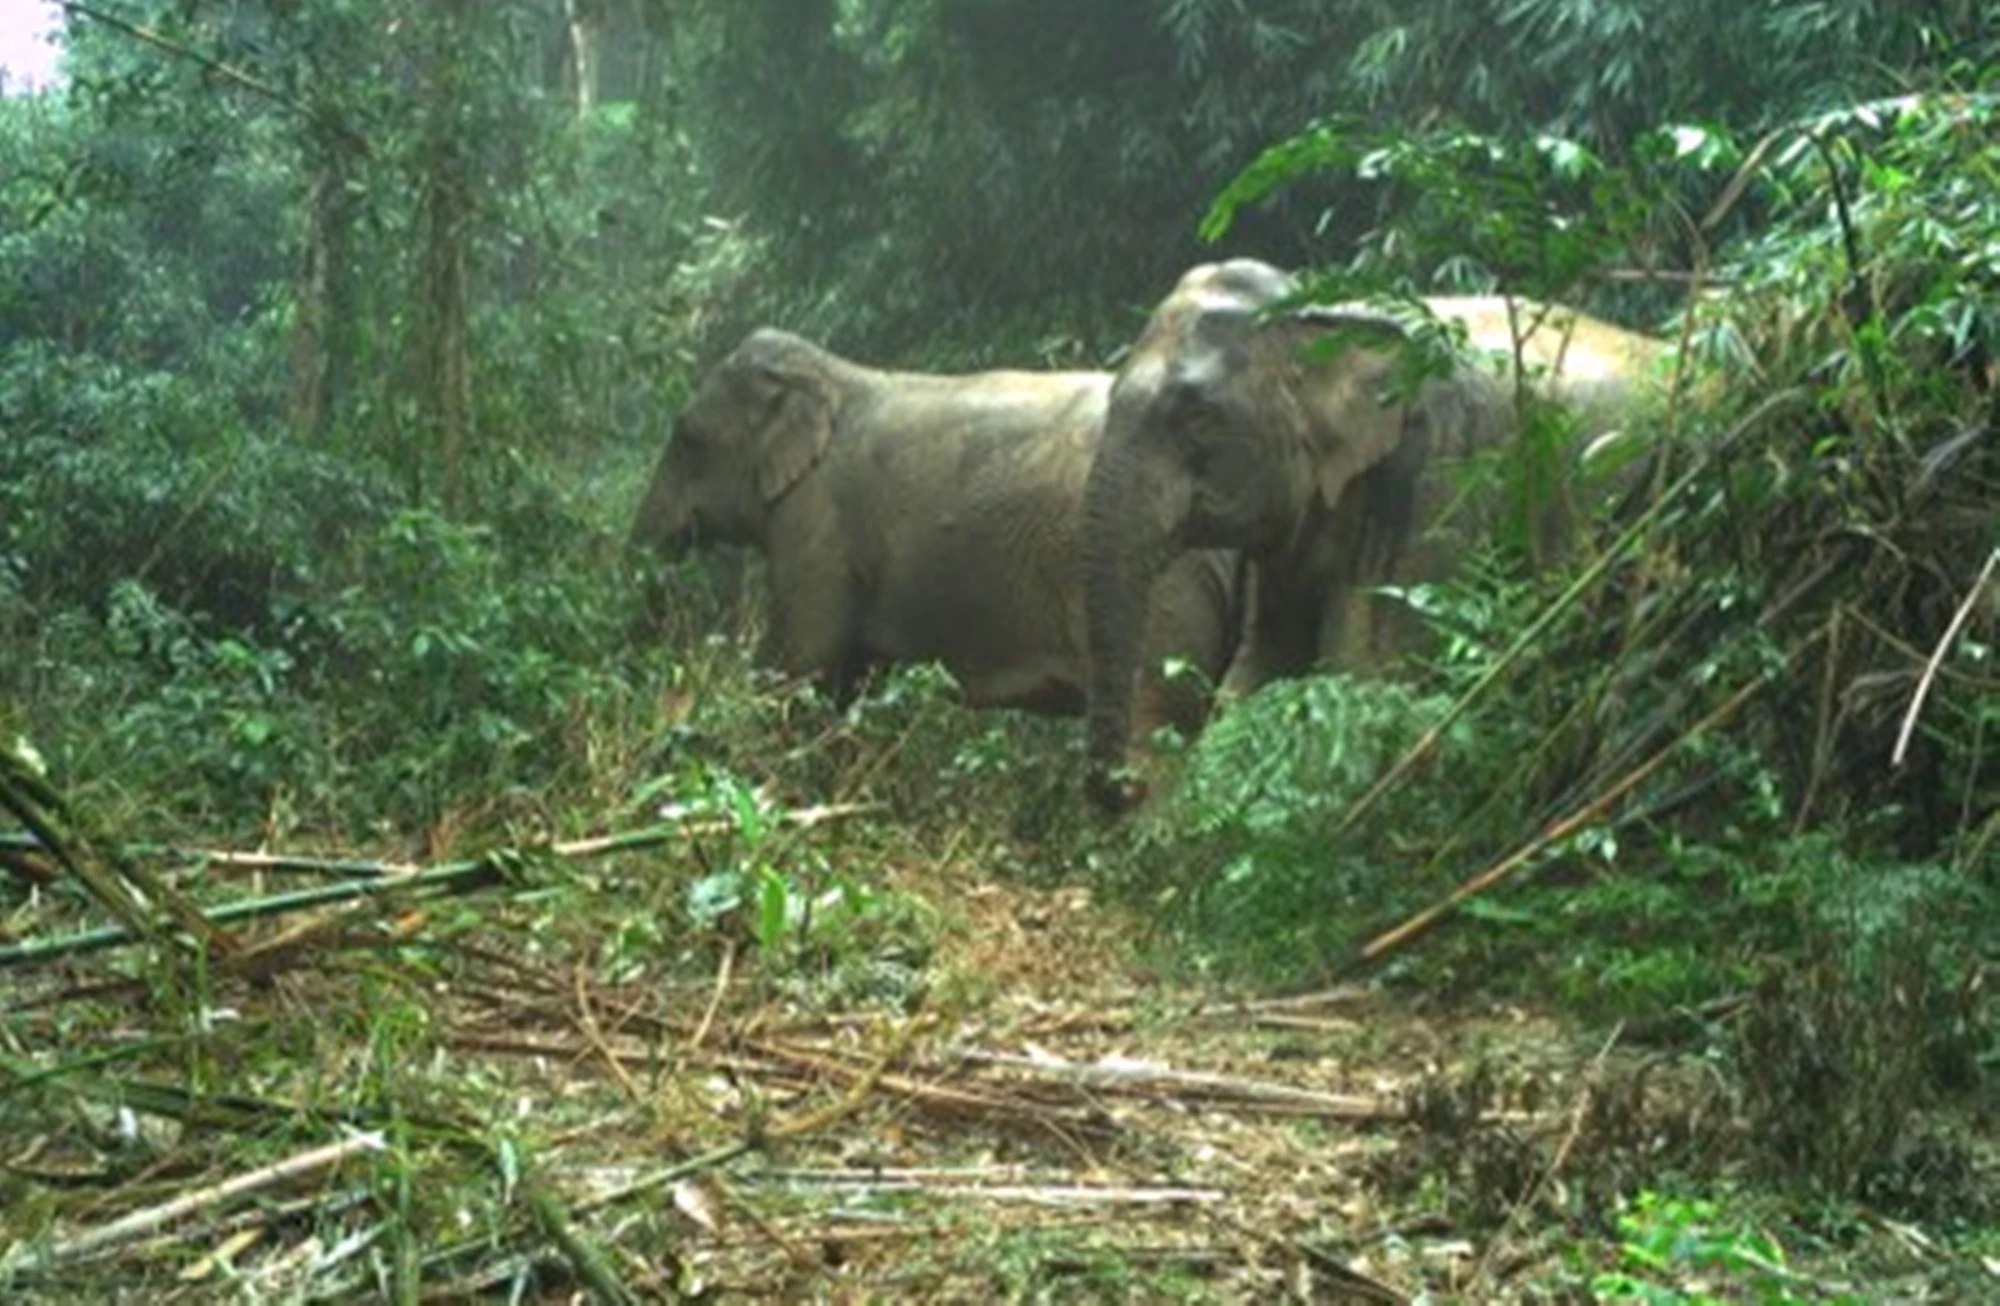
628, 438, 695, 565
625, 439, 696, 643
1082, 436, 1186, 813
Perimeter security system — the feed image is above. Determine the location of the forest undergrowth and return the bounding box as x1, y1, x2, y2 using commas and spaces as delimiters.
4, 301, 1994, 1296
4, 6, 1998, 1298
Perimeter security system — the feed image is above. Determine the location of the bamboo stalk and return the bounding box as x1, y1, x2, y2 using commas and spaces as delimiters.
750, 1178, 1226, 1206
12, 1132, 385, 1269
1892, 545, 1999, 767
523, 1178, 639, 1306
0, 804, 879, 970
1358, 630, 1819, 962
0, 747, 232, 958
1330, 387, 1807, 846
955, 1049, 1394, 1118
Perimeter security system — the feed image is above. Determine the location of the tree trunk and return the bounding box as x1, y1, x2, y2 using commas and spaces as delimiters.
418, 0, 475, 512
634, 0, 680, 138
290, 126, 356, 441
565, 0, 604, 117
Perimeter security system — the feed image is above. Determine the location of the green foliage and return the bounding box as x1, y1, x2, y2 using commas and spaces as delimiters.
670, 760, 936, 1007
1340, 1, 1996, 150
0, 346, 387, 628
1124, 673, 1524, 983
664, 1, 2000, 360
1728, 844, 1994, 1209
3, 441, 644, 837
1591, 1191, 1860, 1305
0, 58, 292, 379
312, 509, 636, 826
1226, 120, 1676, 300
674, 0, 1363, 357
1700, 91, 2000, 405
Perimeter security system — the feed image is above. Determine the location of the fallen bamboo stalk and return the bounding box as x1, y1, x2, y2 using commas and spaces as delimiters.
523, 1178, 639, 1306
10, 1132, 385, 1270
152, 848, 420, 879
1, 802, 881, 874
1359, 630, 1817, 962
956, 1049, 1394, 1118
1243, 1013, 1366, 1034
0, 856, 509, 969
0, 803, 880, 970
19, 1189, 374, 1275
761, 1164, 1038, 1184
750, 1177, 1226, 1206
415, 1137, 761, 1296
734, 1054, 1106, 1131
454, 1033, 1111, 1131
1, 748, 227, 957
466, 1025, 1390, 1125
765, 1013, 931, 1140
1189, 985, 1374, 1015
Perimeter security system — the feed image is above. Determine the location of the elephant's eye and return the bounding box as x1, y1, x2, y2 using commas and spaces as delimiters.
1186, 429, 1229, 479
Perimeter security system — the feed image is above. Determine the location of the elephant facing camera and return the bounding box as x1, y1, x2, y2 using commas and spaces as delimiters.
1081, 259, 1678, 812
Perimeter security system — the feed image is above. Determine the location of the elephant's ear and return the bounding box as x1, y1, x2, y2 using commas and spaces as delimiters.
754, 383, 833, 504
1309, 355, 1415, 511
1315, 443, 1370, 510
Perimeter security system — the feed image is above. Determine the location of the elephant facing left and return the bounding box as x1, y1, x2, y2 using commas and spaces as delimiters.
628, 327, 1247, 742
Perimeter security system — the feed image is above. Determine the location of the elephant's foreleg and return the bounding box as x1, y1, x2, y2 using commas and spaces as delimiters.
1134, 551, 1240, 739
1315, 582, 1377, 671
759, 516, 857, 700
1227, 561, 1323, 696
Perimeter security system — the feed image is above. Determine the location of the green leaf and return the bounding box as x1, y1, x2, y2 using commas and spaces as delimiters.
756, 868, 791, 954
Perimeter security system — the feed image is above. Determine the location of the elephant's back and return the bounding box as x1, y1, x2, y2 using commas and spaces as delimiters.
1432, 298, 1664, 390
1420, 297, 1674, 454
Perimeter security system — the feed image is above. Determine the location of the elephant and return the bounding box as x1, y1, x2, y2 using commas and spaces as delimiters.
1080, 259, 1672, 811
629, 327, 1247, 744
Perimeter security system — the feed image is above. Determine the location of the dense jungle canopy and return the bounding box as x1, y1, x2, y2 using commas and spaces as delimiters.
0, 2, 1996, 1300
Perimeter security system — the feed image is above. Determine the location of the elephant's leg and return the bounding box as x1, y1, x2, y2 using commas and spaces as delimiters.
1224, 558, 1323, 699
1216, 572, 1265, 705
756, 596, 853, 699
759, 512, 858, 701
1309, 460, 1420, 674
1130, 548, 1253, 743
1315, 581, 1376, 671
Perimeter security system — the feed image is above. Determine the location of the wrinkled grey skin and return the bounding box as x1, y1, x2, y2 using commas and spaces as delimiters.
631, 328, 1245, 739
1081, 260, 1669, 810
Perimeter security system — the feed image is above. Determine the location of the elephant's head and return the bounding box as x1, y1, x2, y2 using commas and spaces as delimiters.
1081, 260, 1458, 810
628, 328, 838, 564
